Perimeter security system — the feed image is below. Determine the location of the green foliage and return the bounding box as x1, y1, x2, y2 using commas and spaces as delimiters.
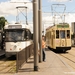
0, 17, 7, 30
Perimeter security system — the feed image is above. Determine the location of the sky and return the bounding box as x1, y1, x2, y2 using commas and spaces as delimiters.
0, 0, 75, 33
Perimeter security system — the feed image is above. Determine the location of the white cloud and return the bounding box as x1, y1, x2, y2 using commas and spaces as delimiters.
0, 0, 32, 16
11, 0, 30, 2
42, 13, 75, 35
42, 12, 75, 31
48, 0, 71, 2
65, 13, 75, 25
0, 0, 74, 33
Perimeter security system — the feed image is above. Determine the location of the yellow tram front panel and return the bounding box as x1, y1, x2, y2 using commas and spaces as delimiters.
55, 24, 71, 48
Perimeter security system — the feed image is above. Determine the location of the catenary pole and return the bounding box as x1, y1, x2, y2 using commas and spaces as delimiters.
11, 1, 39, 71
33, 0, 38, 71
38, 0, 42, 62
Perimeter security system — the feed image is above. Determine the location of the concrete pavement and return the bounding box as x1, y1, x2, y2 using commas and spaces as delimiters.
17, 49, 75, 75
0, 48, 75, 75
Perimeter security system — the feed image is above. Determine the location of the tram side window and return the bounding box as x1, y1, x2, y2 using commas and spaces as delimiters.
24, 29, 31, 40
56, 30, 59, 38
67, 30, 70, 38
24, 29, 28, 40
27, 30, 31, 40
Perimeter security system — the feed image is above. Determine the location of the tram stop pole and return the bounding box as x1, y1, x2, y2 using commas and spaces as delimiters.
33, 0, 38, 71
38, 0, 42, 62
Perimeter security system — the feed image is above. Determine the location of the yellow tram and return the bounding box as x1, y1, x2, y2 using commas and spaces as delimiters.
45, 23, 71, 52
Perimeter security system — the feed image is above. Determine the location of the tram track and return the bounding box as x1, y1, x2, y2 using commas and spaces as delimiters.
68, 52, 75, 57
0, 55, 16, 73
59, 54, 75, 63
58, 50, 75, 71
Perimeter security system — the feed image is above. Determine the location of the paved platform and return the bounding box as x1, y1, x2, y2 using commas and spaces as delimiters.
17, 49, 75, 75
1, 48, 75, 75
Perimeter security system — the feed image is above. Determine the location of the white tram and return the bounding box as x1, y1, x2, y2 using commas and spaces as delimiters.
4, 23, 33, 57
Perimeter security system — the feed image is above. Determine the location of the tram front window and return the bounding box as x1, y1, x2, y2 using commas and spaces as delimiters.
60, 30, 65, 38
5, 30, 24, 42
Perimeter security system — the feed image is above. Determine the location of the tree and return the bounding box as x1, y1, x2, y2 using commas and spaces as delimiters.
0, 17, 7, 30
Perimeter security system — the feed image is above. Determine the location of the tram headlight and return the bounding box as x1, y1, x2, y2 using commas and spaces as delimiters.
19, 48, 21, 50
10, 48, 12, 50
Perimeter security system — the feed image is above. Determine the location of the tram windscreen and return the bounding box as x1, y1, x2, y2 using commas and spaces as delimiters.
5, 30, 24, 42
60, 30, 65, 38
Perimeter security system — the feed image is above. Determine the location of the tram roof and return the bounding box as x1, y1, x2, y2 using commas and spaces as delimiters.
4, 23, 30, 29
46, 25, 54, 30
46, 23, 70, 31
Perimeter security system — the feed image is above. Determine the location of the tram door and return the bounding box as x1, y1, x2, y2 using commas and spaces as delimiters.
60, 30, 66, 47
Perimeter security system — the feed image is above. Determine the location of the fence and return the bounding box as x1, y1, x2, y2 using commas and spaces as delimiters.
16, 44, 33, 72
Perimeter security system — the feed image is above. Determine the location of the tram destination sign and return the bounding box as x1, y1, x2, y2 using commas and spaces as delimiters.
8, 25, 22, 29
57, 25, 69, 28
